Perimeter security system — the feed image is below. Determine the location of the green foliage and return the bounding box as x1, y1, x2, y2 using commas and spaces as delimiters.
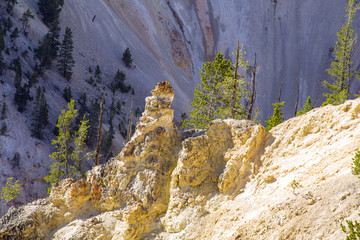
341, 151, 360, 239
323, 0, 360, 106
1, 177, 21, 204
265, 101, 285, 131
182, 50, 248, 129
352, 151, 360, 176
110, 69, 131, 94
76, 92, 87, 125
296, 96, 313, 116
1, 177, 21, 217
45, 99, 90, 192
122, 47, 133, 68
341, 216, 360, 240
58, 27, 75, 80
31, 87, 49, 139
71, 117, 90, 176
20, 9, 34, 33
38, 0, 64, 26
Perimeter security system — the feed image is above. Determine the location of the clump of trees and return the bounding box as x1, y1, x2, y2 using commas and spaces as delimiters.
182, 43, 257, 129
265, 102, 285, 131
44, 99, 91, 193
31, 87, 49, 139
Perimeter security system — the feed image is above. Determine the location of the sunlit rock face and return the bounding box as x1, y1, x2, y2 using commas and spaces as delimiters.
1, 82, 360, 239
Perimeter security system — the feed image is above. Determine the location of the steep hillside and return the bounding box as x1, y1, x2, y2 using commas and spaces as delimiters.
1, 0, 360, 217
1, 82, 360, 239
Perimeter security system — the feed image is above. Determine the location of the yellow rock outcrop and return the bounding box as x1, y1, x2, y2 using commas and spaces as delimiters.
1, 82, 360, 240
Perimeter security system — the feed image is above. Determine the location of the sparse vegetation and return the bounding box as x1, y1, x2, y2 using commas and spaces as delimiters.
1, 177, 21, 218
265, 102, 285, 131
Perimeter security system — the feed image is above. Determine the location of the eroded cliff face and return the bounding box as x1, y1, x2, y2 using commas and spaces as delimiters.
1, 82, 360, 239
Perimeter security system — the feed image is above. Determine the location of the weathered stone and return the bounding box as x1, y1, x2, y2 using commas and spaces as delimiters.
2, 83, 360, 240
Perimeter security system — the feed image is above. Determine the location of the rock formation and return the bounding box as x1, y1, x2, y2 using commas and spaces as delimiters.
1, 82, 360, 239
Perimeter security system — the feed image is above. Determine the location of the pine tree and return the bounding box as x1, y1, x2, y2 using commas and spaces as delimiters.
19, 9, 34, 34
296, 96, 313, 116
110, 69, 130, 94
122, 47, 133, 68
1, 177, 21, 218
265, 102, 285, 131
323, 0, 360, 106
94, 65, 101, 83
71, 117, 90, 177
10, 27, 19, 45
48, 99, 77, 180
0, 54, 5, 76
37, 0, 64, 26
4, 0, 18, 13
0, 122, 7, 135
35, 33, 53, 69
0, 23, 5, 52
182, 52, 235, 129
63, 86, 72, 102
76, 92, 87, 125
45, 99, 89, 191
58, 27, 75, 80
31, 87, 49, 139
1, 102, 7, 120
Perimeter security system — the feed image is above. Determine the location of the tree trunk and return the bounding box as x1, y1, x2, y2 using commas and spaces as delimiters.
95, 96, 104, 166
232, 41, 240, 119
247, 52, 257, 120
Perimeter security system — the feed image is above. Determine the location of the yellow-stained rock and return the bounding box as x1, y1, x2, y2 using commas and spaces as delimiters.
1, 83, 360, 240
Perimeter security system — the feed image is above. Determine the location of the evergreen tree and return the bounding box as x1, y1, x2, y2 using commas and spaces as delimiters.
70, 116, 90, 176
122, 47, 133, 68
45, 99, 89, 191
35, 33, 53, 69
182, 52, 237, 129
10, 27, 19, 45
37, 0, 64, 26
76, 92, 87, 125
265, 102, 285, 131
1, 177, 21, 218
0, 122, 7, 135
323, 0, 360, 106
4, 0, 18, 13
94, 65, 101, 83
1, 102, 7, 120
58, 27, 75, 80
296, 96, 313, 116
0, 54, 5, 76
63, 86, 72, 102
0, 23, 5, 52
110, 69, 130, 94
31, 87, 49, 139
19, 9, 34, 34
5, 17, 13, 32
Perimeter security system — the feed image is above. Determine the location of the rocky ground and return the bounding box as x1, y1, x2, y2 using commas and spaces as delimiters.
1, 82, 360, 239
